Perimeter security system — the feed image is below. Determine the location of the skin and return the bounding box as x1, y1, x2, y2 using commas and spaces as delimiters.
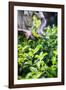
18, 11, 47, 39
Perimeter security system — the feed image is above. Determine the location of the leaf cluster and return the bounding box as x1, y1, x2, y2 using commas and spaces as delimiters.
18, 25, 58, 79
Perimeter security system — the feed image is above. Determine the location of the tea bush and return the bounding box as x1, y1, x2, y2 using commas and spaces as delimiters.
18, 25, 58, 79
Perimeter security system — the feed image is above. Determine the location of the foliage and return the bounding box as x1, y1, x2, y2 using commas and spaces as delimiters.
32, 15, 41, 38
18, 15, 58, 79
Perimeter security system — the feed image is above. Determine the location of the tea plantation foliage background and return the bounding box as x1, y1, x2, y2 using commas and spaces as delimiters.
18, 13, 58, 79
